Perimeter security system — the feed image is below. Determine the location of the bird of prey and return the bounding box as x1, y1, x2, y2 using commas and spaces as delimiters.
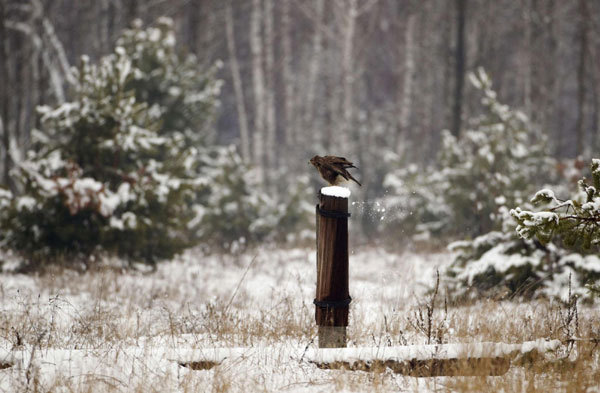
309, 155, 362, 186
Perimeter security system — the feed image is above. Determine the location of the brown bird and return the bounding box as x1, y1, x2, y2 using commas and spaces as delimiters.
309, 155, 362, 186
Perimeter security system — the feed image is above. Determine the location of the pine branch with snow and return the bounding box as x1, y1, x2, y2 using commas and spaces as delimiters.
0, 19, 221, 266
511, 159, 600, 250
383, 68, 552, 243
445, 159, 600, 302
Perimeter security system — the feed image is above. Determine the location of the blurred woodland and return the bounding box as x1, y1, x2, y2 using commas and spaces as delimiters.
2, 0, 600, 189
2, 1, 600, 300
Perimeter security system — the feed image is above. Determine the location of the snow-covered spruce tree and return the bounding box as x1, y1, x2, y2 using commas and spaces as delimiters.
0, 51, 198, 264
437, 68, 551, 237
382, 162, 451, 246
118, 17, 222, 145
383, 68, 551, 244
509, 159, 600, 298
511, 160, 600, 248
0, 19, 312, 266
0, 20, 225, 266
190, 146, 314, 252
445, 159, 600, 302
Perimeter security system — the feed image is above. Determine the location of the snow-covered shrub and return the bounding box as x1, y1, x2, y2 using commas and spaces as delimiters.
0, 19, 326, 265
445, 160, 600, 302
0, 44, 206, 264
383, 68, 552, 243
118, 17, 222, 145
382, 163, 450, 246
512, 159, 600, 249
445, 230, 600, 302
0, 20, 225, 266
510, 159, 600, 297
191, 147, 313, 252
437, 68, 552, 236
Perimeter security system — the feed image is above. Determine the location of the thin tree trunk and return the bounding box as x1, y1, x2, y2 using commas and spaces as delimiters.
21, 32, 34, 148
36, 0, 75, 87
14, 33, 24, 152
282, 0, 296, 148
441, 1, 453, 147
99, 0, 110, 54
340, 0, 357, 153
0, 1, 12, 189
250, 0, 265, 181
550, 0, 564, 157
591, 64, 599, 151
225, 2, 250, 162
396, 13, 415, 154
264, 0, 276, 170
29, 42, 41, 143
126, 0, 138, 24
325, 76, 338, 152
187, 0, 200, 53
304, 0, 324, 147
523, 0, 532, 119
451, 0, 466, 139
575, 0, 588, 156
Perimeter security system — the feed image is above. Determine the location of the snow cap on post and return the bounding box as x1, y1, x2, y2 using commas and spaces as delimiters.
320, 186, 351, 199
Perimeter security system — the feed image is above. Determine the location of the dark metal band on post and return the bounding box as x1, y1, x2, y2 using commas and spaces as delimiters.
313, 297, 352, 309
316, 204, 351, 219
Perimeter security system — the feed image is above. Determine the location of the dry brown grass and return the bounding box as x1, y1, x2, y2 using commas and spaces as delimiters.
0, 250, 599, 392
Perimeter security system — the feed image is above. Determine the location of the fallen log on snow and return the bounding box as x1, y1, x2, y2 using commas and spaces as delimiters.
304, 339, 562, 376
0, 339, 562, 378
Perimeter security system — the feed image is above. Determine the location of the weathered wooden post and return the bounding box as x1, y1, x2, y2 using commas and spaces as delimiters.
314, 186, 351, 348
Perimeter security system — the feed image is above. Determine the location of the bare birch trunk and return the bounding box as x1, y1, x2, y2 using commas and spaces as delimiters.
396, 13, 415, 154
592, 66, 599, 151
340, 0, 357, 154
33, 0, 75, 87
264, 0, 276, 170
523, 0, 532, 119
326, 77, 339, 152
451, 0, 466, 139
225, 2, 250, 162
304, 0, 324, 147
282, 0, 297, 148
250, 0, 265, 181
0, 1, 12, 189
14, 33, 24, 149
575, 0, 588, 156
99, 0, 110, 54
126, 0, 139, 23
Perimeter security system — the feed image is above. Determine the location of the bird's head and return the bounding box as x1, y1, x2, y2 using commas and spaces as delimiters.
309, 155, 321, 167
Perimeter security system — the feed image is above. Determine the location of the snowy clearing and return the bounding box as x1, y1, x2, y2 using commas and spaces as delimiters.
0, 247, 599, 392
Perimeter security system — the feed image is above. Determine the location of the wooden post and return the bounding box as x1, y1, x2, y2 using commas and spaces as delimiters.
315, 187, 351, 348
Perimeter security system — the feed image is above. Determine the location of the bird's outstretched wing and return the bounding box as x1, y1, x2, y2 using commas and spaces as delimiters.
343, 171, 361, 186
323, 156, 361, 186
325, 156, 356, 168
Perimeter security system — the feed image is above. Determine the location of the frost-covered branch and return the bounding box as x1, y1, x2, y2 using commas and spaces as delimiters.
5, 0, 75, 103
511, 159, 600, 249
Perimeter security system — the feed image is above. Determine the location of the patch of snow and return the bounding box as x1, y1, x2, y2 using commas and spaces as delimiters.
306, 339, 560, 364
16, 196, 37, 211
321, 186, 351, 198
0, 247, 590, 392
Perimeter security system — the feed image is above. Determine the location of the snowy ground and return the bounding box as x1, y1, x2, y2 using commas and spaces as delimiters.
0, 247, 599, 392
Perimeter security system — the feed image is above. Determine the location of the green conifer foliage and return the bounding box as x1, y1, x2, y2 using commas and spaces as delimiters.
511, 159, 600, 250
0, 19, 313, 267
445, 160, 600, 302
0, 20, 220, 265
118, 17, 222, 145
383, 68, 551, 242
438, 68, 550, 237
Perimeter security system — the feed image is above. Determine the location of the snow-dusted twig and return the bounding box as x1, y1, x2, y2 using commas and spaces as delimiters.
224, 254, 258, 315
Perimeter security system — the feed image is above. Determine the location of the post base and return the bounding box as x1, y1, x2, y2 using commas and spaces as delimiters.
318, 326, 347, 348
